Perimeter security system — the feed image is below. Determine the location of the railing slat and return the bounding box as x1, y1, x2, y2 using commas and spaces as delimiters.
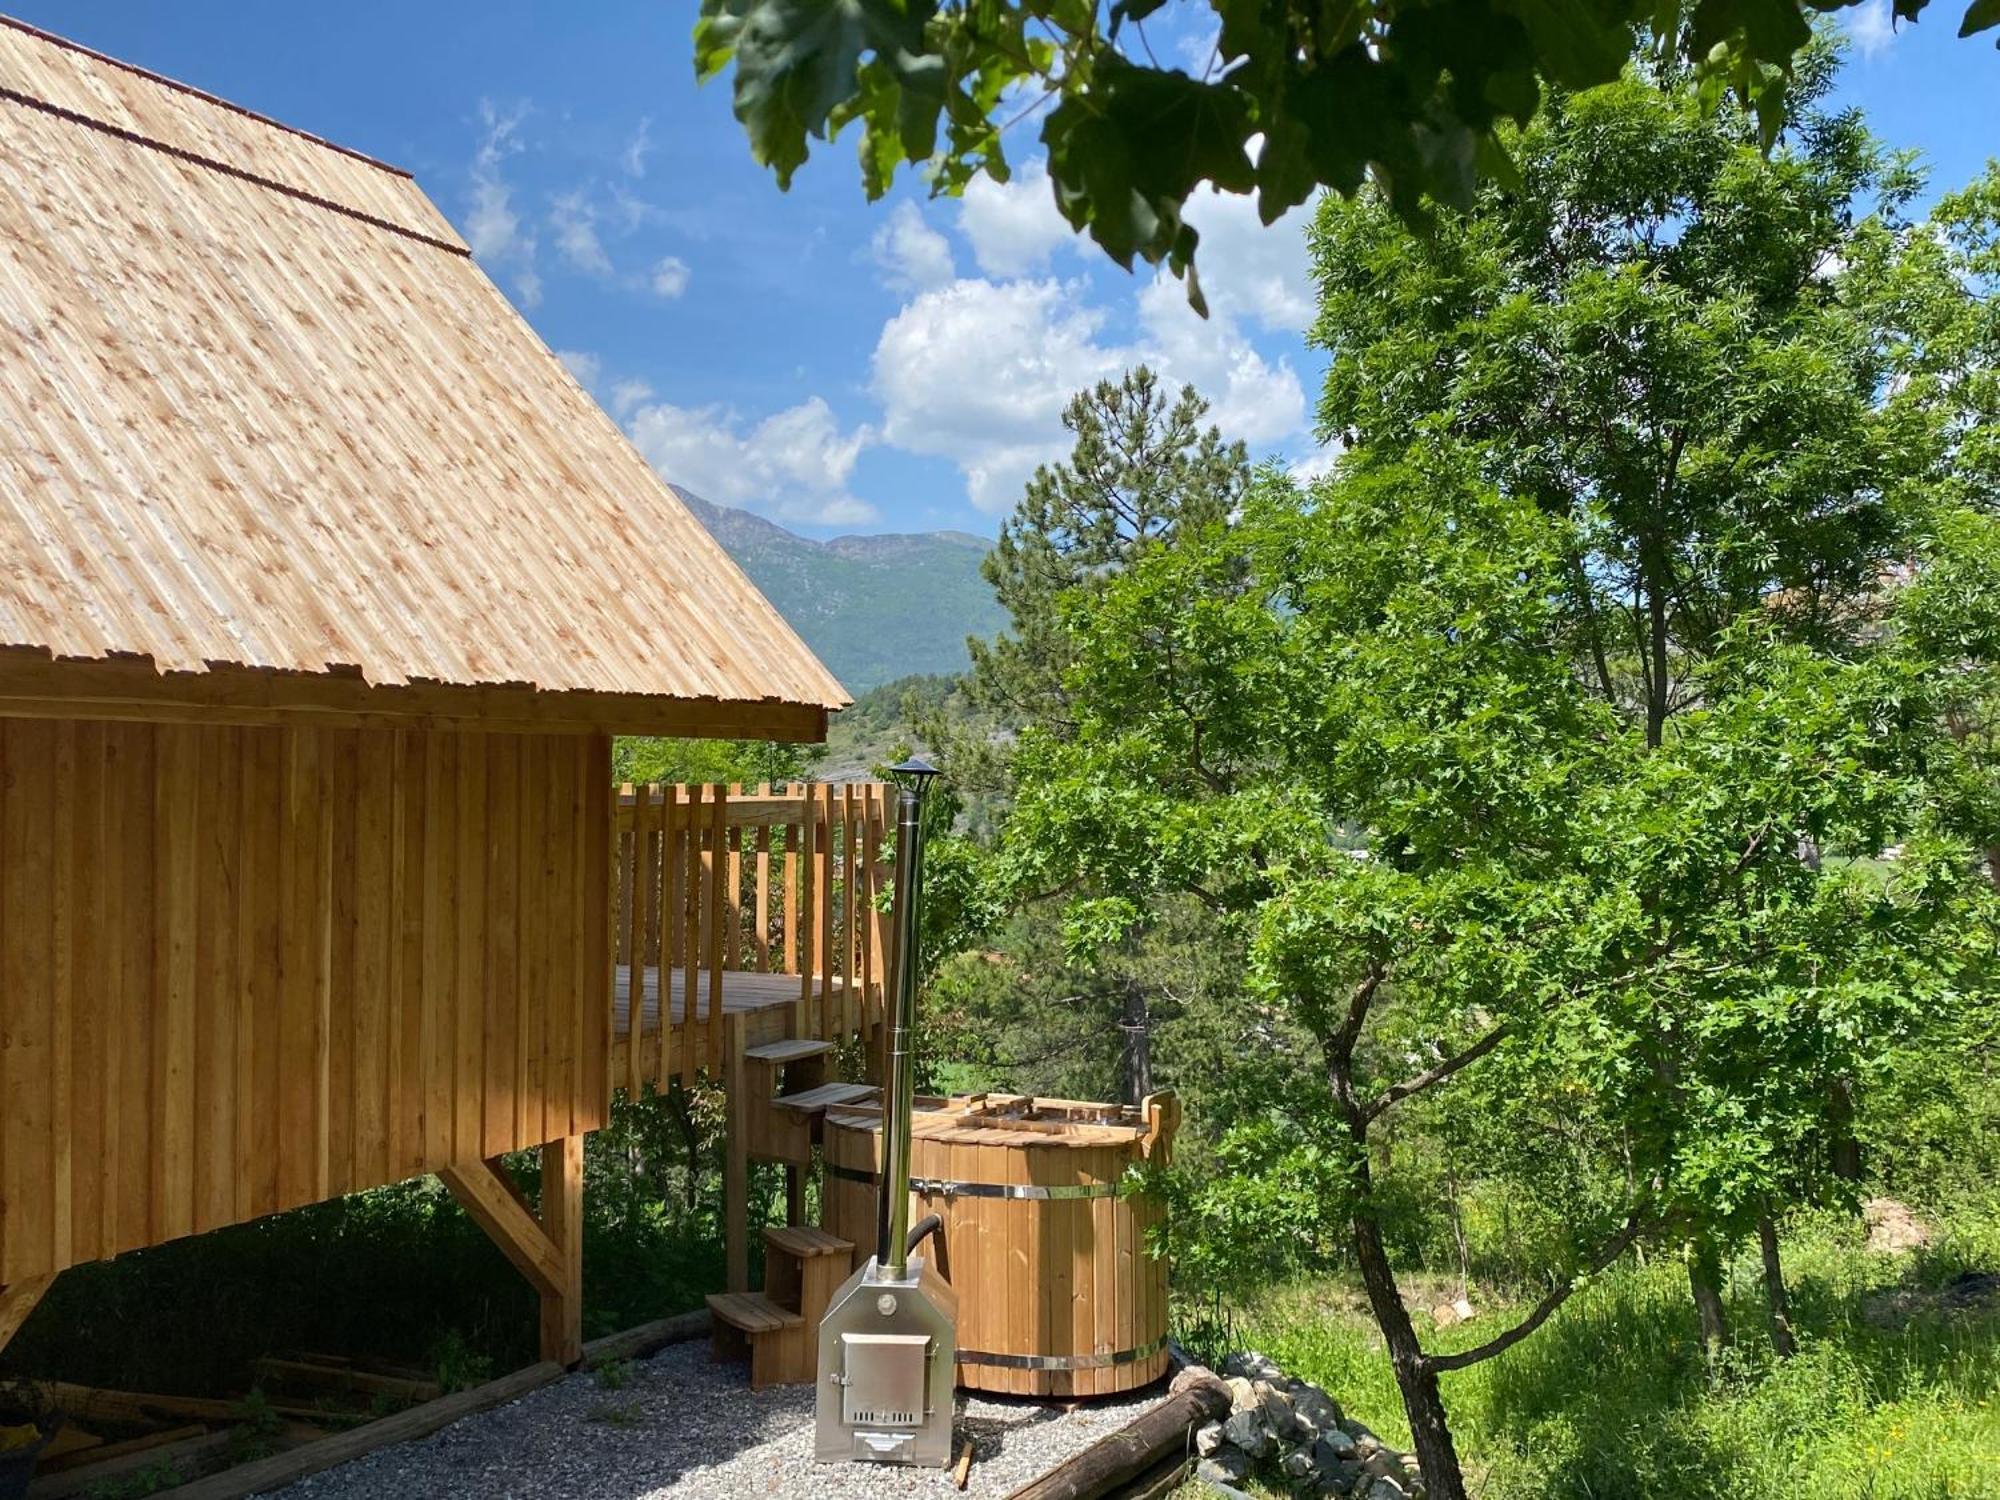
705, 786, 728, 1071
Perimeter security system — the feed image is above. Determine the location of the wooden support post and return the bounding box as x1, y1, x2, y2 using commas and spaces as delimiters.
724, 1013, 749, 1293
440, 1141, 585, 1368
0, 1273, 55, 1357
541, 1135, 584, 1367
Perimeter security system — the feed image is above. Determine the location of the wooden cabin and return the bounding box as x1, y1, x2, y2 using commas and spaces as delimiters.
0, 19, 854, 1371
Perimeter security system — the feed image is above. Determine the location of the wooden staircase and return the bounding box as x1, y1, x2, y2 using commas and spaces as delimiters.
707, 1032, 879, 1387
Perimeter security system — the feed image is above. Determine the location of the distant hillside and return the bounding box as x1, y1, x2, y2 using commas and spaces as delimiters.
673, 486, 1007, 694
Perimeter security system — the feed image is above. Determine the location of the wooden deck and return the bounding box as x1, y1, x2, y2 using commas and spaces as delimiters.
609, 964, 864, 1080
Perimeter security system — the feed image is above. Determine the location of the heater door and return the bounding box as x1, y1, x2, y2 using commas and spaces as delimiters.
840, 1332, 931, 1427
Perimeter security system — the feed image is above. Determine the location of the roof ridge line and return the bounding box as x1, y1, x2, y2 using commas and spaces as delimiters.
0, 84, 469, 256
0, 13, 416, 180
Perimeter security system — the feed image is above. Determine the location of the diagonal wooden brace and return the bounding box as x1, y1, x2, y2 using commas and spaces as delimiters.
0, 1273, 55, 1358
440, 1137, 583, 1367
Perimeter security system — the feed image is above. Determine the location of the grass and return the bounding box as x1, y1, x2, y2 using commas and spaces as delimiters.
1228, 1201, 2000, 1500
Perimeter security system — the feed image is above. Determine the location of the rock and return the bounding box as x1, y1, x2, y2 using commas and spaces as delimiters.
1256, 1381, 1300, 1438
1283, 1445, 1317, 1480
1363, 1478, 1407, 1500
1225, 1376, 1258, 1413
1313, 1457, 1369, 1495
1224, 1408, 1273, 1458
1171, 1362, 1219, 1395
1429, 1302, 1460, 1329
1354, 1433, 1383, 1459
1314, 1431, 1359, 1464
1200, 1444, 1253, 1484
1864, 1197, 1932, 1254
1292, 1384, 1344, 1435
1362, 1449, 1408, 1486
1197, 1479, 1255, 1500
1223, 1350, 1285, 1382
1195, 1420, 1226, 1457
1452, 1296, 1476, 1322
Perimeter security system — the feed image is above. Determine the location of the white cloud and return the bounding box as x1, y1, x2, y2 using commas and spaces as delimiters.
871, 266, 1309, 514
873, 278, 1125, 513
870, 202, 955, 293
556, 349, 601, 388
1846, 0, 1897, 57
550, 190, 613, 275
609, 378, 655, 418
651, 255, 691, 298
622, 116, 654, 178
1289, 444, 1344, 486
1135, 275, 1305, 445
625, 396, 879, 528
466, 100, 528, 260
957, 160, 1075, 278
1181, 183, 1317, 334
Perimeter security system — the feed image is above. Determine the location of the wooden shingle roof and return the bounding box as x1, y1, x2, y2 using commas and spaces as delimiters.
0, 18, 849, 737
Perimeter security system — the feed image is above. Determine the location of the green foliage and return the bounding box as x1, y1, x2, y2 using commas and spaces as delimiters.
225, 1388, 283, 1465
84, 1461, 187, 1500
610, 734, 822, 788
1247, 1212, 2000, 1500
593, 1356, 635, 1391
693, 2, 1999, 310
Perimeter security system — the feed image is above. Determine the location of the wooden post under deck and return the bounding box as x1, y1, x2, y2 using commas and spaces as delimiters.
440, 1139, 586, 1368
724, 1013, 750, 1294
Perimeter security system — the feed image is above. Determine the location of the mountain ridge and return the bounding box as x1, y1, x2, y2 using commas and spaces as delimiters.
672, 485, 1007, 695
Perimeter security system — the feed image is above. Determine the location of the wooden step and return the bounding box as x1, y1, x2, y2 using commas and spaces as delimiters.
706, 1291, 804, 1334
764, 1224, 853, 1261
744, 1037, 837, 1065
771, 1081, 876, 1114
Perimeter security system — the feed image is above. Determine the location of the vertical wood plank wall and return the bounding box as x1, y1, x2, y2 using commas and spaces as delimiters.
0, 719, 612, 1287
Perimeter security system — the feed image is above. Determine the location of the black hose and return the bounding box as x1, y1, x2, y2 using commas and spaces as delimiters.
905, 1213, 943, 1255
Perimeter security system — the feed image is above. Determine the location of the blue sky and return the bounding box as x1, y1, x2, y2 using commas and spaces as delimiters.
11, 2, 1995, 538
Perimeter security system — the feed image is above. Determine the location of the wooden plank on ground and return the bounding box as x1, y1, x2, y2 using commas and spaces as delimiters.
29, 1427, 231, 1500
579, 1307, 710, 1368
150, 1361, 565, 1500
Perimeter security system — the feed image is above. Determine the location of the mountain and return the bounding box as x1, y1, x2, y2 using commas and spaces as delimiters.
673, 486, 1007, 695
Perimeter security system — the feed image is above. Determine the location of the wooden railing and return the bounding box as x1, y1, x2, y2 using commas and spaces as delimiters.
611, 781, 897, 1089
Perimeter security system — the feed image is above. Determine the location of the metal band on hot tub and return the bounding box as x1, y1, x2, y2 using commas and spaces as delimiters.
954, 1336, 1168, 1371
824, 1162, 1123, 1201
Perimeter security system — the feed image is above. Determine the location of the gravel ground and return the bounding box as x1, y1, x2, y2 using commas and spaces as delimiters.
275, 1339, 1169, 1500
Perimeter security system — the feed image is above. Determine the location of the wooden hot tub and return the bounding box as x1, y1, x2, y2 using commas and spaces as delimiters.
821, 1092, 1178, 1397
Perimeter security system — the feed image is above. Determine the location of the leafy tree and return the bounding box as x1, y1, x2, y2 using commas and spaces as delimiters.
692, 2, 1999, 309
1001, 452, 1984, 1500
1306, 40, 2000, 1343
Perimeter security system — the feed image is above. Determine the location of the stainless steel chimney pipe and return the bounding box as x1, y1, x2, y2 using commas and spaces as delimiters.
876, 758, 935, 1279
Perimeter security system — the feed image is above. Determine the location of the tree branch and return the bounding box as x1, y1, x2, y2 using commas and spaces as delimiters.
1362, 1019, 1511, 1124
1424, 1212, 1650, 1373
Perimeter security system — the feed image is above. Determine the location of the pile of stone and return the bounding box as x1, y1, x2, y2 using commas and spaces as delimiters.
1187, 1351, 1422, 1499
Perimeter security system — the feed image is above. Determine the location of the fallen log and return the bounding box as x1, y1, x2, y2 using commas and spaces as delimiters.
151, 1310, 711, 1500
1002, 1377, 1231, 1500
153, 1361, 564, 1500
37, 1424, 200, 1475
28, 1427, 229, 1500
579, 1308, 710, 1369
252, 1358, 438, 1406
